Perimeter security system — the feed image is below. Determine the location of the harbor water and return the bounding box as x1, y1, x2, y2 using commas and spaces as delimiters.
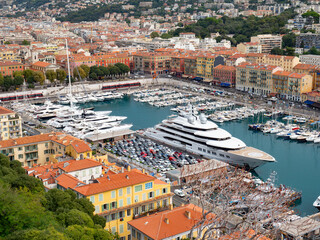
81, 95, 320, 216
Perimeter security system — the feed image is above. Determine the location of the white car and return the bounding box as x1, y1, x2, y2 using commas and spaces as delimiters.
174, 189, 186, 197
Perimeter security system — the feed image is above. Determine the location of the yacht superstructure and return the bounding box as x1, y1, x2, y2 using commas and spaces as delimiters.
144, 109, 275, 169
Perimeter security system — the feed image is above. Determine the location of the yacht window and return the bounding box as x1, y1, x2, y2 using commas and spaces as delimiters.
207, 150, 210, 154
212, 152, 216, 155
219, 154, 224, 157
203, 149, 206, 152
226, 155, 230, 158
198, 147, 202, 151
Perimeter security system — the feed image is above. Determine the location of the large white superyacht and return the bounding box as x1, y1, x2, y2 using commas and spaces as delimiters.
144, 108, 275, 169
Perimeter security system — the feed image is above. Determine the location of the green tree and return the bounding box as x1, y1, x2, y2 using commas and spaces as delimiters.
4, 41, 11, 44
0, 72, 3, 86
80, 64, 90, 78
33, 71, 45, 85
13, 71, 23, 78
21, 40, 30, 45
89, 72, 98, 80
56, 69, 67, 83
45, 70, 57, 83
160, 33, 172, 39
2, 76, 13, 91
150, 31, 160, 38
282, 33, 296, 48
13, 75, 24, 87
73, 67, 86, 80
65, 209, 94, 228
302, 10, 320, 23
23, 69, 34, 81
271, 47, 285, 55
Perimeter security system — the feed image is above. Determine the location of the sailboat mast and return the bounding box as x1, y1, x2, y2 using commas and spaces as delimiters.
65, 39, 72, 107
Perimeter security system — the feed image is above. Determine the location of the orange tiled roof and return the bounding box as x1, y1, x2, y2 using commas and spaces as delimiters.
214, 65, 236, 71
56, 173, 85, 189
128, 204, 215, 240
0, 132, 91, 153
237, 62, 278, 71
0, 106, 14, 115
32, 61, 51, 67
0, 61, 23, 66
73, 171, 155, 196
59, 158, 102, 172
293, 63, 317, 71
273, 71, 307, 79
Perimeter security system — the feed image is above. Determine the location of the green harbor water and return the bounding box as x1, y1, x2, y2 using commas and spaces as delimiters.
81, 95, 320, 216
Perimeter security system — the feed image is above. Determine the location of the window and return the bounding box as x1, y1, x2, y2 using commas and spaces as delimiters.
111, 190, 116, 198
132, 229, 136, 238
99, 194, 103, 202
102, 203, 109, 211
142, 205, 146, 212
128, 234, 131, 240
111, 201, 117, 209
127, 209, 131, 216
18, 154, 23, 159
163, 199, 167, 207
127, 197, 131, 205
148, 203, 154, 211
111, 226, 116, 233
219, 153, 224, 157
134, 195, 139, 203
137, 232, 141, 239
111, 213, 116, 220
18, 147, 22, 151
46, 157, 49, 162
119, 189, 123, 197
162, 188, 167, 194
157, 201, 160, 208
142, 193, 146, 201
134, 185, 142, 192
149, 191, 154, 199
119, 199, 123, 207
90, 196, 95, 203
134, 207, 139, 215
145, 182, 153, 190
156, 189, 160, 196
127, 187, 131, 194
95, 205, 100, 213
119, 211, 124, 218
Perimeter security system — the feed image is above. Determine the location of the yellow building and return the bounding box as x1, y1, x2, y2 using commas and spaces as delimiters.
272, 71, 313, 102
196, 54, 224, 79
128, 203, 215, 240
0, 48, 21, 63
71, 170, 173, 240
236, 62, 282, 96
0, 106, 22, 141
0, 132, 92, 166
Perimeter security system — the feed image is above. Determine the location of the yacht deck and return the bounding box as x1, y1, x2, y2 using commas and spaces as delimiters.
229, 147, 275, 161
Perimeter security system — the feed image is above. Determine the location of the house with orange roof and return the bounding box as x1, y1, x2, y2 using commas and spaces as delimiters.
0, 106, 22, 142
128, 203, 215, 240
0, 132, 92, 167
272, 71, 313, 101
257, 55, 300, 72
213, 65, 236, 87
293, 64, 320, 90
236, 62, 283, 96
196, 53, 225, 79
30, 61, 60, 74
68, 169, 173, 240
0, 61, 24, 77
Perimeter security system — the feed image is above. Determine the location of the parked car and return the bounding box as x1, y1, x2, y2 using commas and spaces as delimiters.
174, 189, 186, 197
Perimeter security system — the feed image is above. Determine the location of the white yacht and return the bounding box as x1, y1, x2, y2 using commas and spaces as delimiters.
144, 109, 275, 169
313, 196, 320, 211
79, 124, 133, 139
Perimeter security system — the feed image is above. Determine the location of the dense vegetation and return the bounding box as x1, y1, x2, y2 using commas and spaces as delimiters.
0, 154, 117, 239
13, 0, 51, 9
168, 9, 296, 44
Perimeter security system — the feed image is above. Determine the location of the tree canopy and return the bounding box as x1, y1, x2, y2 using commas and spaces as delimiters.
0, 154, 115, 239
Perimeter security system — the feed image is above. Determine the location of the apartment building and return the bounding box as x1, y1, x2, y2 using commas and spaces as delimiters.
170, 56, 185, 76
237, 42, 262, 54
250, 34, 282, 53
236, 62, 282, 96
292, 63, 320, 90
95, 53, 131, 68
128, 204, 215, 240
0, 48, 21, 63
0, 61, 24, 77
296, 33, 320, 49
0, 106, 22, 141
58, 169, 173, 240
272, 71, 313, 101
299, 54, 320, 66
0, 132, 92, 167
212, 65, 236, 87
196, 54, 224, 79
184, 56, 197, 77
133, 52, 172, 75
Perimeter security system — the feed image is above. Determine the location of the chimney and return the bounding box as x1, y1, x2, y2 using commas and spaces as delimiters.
142, 169, 145, 174
125, 174, 129, 179
164, 218, 169, 224
107, 175, 110, 180
127, 165, 131, 171
121, 167, 124, 173
185, 211, 191, 219
13, 140, 17, 145
169, 204, 173, 210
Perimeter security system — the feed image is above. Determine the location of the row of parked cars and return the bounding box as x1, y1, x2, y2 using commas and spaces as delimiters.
104, 136, 199, 173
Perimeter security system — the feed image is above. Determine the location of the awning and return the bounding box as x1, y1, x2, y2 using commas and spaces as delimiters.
220, 82, 231, 87
304, 100, 315, 105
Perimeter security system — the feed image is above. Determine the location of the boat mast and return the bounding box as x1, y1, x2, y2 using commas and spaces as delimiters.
65, 39, 72, 107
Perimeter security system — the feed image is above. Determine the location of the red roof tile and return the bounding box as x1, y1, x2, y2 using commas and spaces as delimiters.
0, 106, 14, 115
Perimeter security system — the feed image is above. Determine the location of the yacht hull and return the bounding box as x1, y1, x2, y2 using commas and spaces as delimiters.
144, 129, 272, 169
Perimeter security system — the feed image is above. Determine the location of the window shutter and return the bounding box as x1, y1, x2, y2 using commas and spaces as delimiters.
107, 203, 109, 210
115, 202, 117, 208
